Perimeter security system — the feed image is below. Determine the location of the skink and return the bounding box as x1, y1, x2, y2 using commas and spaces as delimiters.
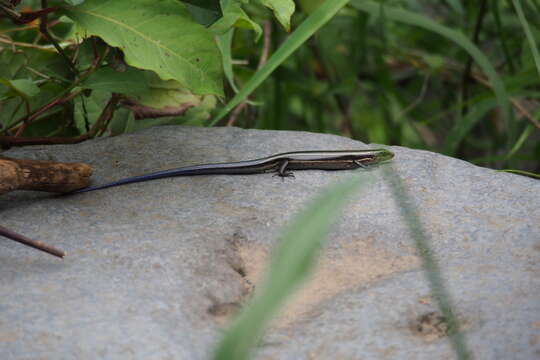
71, 149, 394, 194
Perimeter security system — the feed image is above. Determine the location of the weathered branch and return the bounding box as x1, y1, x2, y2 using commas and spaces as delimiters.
0, 156, 92, 193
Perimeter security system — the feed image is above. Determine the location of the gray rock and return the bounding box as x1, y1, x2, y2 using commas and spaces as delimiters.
1, 126, 538, 360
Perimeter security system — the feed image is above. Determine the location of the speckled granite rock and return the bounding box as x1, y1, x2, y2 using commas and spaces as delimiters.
1, 126, 538, 360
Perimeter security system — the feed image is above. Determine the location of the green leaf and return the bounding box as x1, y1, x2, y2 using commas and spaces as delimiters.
73, 89, 111, 133
83, 67, 150, 95
104, 71, 215, 121
210, 0, 351, 125
125, 95, 217, 132
63, 0, 223, 96
128, 72, 205, 110
213, 174, 370, 360
210, 0, 262, 39
0, 79, 40, 98
181, 95, 217, 125
184, 2, 222, 27
0, 51, 26, 79
63, 0, 85, 5
259, 0, 296, 31
182, 0, 222, 12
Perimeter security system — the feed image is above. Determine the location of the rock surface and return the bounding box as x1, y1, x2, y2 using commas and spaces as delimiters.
1, 126, 539, 360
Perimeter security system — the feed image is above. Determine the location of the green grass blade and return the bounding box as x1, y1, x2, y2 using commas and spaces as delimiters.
512, 0, 540, 79
505, 123, 535, 160
492, 0, 516, 73
382, 166, 472, 359
442, 99, 497, 156
497, 169, 540, 179
209, 0, 351, 126
216, 29, 239, 93
349, 0, 511, 131
212, 173, 370, 360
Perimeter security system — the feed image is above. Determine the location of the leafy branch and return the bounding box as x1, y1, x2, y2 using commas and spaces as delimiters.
0, 0, 295, 145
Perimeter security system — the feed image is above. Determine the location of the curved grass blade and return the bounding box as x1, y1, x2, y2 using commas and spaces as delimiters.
512, 0, 540, 79
212, 173, 370, 360
442, 99, 497, 156
382, 166, 472, 359
209, 0, 351, 126
216, 29, 239, 93
349, 0, 511, 132
505, 123, 535, 160
497, 169, 540, 179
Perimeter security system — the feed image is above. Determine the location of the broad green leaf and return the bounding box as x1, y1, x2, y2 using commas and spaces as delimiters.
182, 0, 222, 12
83, 67, 150, 95
210, 0, 351, 125
126, 95, 217, 132
63, 0, 85, 5
0, 79, 40, 98
210, 0, 262, 39
259, 0, 295, 31
129, 73, 205, 110
9, 79, 40, 98
213, 174, 370, 360
0, 51, 26, 79
181, 95, 217, 125
100, 71, 215, 121
63, 0, 223, 96
184, 3, 222, 27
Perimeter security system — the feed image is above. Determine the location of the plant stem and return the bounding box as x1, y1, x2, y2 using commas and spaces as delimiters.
39, 0, 78, 75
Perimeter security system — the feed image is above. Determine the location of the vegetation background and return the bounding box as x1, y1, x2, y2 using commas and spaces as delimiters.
0, 0, 538, 174
0, 1, 538, 359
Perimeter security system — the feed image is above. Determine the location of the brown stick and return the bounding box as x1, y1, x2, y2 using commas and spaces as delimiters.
0, 156, 92, 194
0, 224, 65, 258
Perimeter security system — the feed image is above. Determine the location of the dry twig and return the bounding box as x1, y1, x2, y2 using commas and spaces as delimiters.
0, 225, 65, 258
